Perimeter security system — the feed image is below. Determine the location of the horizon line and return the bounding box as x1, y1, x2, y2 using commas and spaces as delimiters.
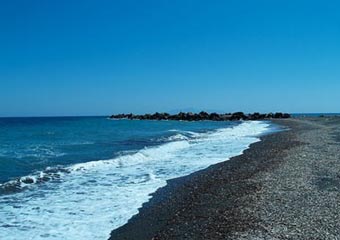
1, 112, 340, 118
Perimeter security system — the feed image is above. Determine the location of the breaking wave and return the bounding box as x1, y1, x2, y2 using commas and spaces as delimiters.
0, 121, 272, 240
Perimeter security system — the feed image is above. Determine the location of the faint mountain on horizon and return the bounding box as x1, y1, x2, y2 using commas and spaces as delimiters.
168, 108, 223, 114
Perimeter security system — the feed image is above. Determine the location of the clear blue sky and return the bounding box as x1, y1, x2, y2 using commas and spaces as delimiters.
1, 0, 340, 116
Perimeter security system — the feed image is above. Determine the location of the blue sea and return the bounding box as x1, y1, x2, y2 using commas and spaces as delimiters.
0, 117, 273, 239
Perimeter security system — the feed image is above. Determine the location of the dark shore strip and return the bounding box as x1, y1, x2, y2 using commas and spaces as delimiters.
109, 117, 340, 239
110, 111, 291, 121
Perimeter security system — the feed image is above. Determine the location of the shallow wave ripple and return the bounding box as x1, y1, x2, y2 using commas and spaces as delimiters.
0, 121, 271, 240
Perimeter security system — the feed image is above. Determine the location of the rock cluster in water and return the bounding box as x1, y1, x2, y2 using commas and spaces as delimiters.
109, 111, 291, 121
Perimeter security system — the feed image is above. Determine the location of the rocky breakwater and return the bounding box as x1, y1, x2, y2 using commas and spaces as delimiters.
109, 111, 291, 121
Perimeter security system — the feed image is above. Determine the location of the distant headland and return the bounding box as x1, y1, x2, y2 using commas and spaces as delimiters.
109, 111, 291, 121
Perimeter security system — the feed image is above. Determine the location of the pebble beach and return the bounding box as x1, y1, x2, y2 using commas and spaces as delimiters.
110, 117, 340, 239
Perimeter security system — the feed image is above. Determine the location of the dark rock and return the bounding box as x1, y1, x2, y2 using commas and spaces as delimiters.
266, 113, 274, 118
199, 111, 209, 119
209, 113, 221, 121
109, 111, 291, 121
21, 177, 34, 184
230, 112, 246, 121
274, 112, 283, 118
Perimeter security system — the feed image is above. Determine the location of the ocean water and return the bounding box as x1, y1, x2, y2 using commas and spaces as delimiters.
0, 117, 273, 240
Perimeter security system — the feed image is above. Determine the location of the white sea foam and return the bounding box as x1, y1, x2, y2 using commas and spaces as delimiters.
166, 133, 189, 141
0, 121, 271, 240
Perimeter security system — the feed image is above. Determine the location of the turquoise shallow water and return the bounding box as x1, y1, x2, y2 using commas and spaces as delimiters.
0, 117, 272, 239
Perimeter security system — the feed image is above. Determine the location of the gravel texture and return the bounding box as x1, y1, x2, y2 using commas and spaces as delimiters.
109, 118, 340, 240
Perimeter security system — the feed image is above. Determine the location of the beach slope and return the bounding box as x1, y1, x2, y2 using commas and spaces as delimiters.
110, 118, 340, 239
